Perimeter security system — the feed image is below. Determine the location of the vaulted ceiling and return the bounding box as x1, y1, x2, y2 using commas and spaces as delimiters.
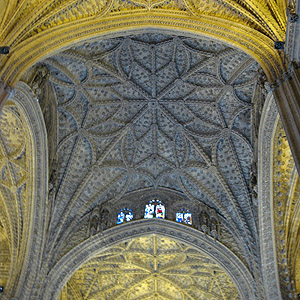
38, 32, 258, 257
0, 0, 286, 85
59, 235, 241, 300
1, 1, 299, 299
23, 31, 262, 298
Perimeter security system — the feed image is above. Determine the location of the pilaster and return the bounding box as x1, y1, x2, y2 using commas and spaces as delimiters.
272, 64, 300, 175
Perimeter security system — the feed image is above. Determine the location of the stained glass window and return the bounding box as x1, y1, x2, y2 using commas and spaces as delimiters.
176, 209, 192, 225
144, 201, 155, 219
144, 200, 165, 219
117, 208, 133, 224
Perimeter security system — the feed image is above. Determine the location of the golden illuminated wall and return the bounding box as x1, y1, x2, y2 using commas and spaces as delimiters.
0, 0, 287, 86
59, 234, 241, 300
0, 222, 10, 288
273, 119, 300, 297
0, 100, 31, 294
0, 85, 47, 298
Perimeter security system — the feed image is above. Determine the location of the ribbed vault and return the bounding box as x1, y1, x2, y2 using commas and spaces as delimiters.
59, 234, 241, 300
0, 0, 286, 85
0, 1, 298, 299
21, 31, 264, 298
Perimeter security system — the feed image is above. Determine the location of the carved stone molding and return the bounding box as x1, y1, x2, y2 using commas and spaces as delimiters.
43, 219, 256, 300
0, 0, 286, 85
258, 91, 282, 300
7, 82, 48, 300
285, 0, 300, 64
272, 66, 300, 175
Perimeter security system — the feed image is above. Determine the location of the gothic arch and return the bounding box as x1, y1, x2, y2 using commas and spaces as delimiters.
258, 91, 281, 299
0, 82, 48, 299
0, 2, 285, 86
43, 219, 255, 300
259, 90, 300, 298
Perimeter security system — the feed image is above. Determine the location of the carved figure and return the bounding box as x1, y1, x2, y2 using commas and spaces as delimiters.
30, 66, 49, 97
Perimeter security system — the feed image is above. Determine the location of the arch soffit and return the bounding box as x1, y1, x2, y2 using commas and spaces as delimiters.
0, 7, 285, 85
258, 91, 281, 299
7, 82, 48, 298
45, 219, 256, 300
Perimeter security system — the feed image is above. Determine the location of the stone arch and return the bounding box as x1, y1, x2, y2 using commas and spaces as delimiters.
0, 82, 48, 299
1, 12, 283, 86
259, 90, 300, 298
44, 219, 255, 300
258, 91, 281, 299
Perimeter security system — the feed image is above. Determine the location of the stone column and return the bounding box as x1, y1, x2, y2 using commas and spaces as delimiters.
0, 81, 14, 112
272, 64, 300, 175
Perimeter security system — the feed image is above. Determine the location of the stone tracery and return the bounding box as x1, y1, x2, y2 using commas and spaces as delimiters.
59, 234, 241, 300
0, 0, 299, 299
28, 32, 263, 292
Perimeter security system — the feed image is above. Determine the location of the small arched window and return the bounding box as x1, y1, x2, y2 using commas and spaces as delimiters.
176, 209, 192, 225
117, 208, 133, 224
144, 199, 165, 219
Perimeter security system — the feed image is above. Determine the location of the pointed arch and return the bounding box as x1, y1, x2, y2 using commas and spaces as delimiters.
43, 219, 255, 300
258, 91, 282, 299
0, 82, 48, 299
1, 12, 284, 86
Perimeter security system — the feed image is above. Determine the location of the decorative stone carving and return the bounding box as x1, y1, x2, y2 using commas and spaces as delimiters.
273, 119, 300, 299
86, 188, 222, 242
287, 5, 298, 23
25, 33, 264, 293
0, 82, 48, 300
258, 92, 282, 300
60, 234, 241, 300
197, 202, 221, 239
43, 220, 256, 300
29, 65, 49, 98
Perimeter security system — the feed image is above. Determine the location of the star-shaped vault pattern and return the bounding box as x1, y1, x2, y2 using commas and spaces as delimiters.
42, 33, 260, 272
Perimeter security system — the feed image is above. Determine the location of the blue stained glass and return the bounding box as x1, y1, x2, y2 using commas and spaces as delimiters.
117, 211, 125, 224
184, 212, 192, 225
125, 211, 133, 222
117, 208, 133, 224
144, 204, 155, 219
176, 212, 184, 223
176, 210, 192, 225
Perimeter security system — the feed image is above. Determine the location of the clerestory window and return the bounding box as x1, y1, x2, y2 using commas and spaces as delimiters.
117, 208, 133, 224
176, 209, 192, 225
144, 199, 165, 219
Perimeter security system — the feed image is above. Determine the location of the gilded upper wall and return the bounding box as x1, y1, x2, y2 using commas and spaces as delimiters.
0, 0, 287, 86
